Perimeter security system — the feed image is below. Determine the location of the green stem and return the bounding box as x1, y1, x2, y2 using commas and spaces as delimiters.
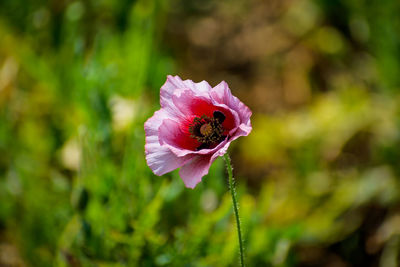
224, 153, 245, 267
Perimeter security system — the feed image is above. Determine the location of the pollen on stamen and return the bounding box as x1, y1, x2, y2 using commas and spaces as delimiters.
188, 113, 225, 149
200, 123, 213, 136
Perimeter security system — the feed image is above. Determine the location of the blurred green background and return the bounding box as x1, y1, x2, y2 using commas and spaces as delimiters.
1, 0, 400, 266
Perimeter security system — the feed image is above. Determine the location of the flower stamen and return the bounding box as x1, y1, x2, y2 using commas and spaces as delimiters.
200, 123, 213, 136
188, 111, 226, 150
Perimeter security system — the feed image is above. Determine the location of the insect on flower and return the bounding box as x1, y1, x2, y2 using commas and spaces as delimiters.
144, 75, 252, 188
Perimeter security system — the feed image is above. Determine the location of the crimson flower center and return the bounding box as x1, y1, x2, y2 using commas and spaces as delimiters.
188, 110, 227, 150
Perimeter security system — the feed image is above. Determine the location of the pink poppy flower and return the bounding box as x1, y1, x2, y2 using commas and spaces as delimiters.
144, 75, 252, 189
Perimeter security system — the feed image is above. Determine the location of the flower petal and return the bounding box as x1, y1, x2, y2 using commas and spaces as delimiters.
179, 155, 213, 188
235, 123, 253, 137
159, 76, 186, 118
160, 76, 212, 117
158, 118, 200, 151
144, 110, 193, 175
211, 81, 252, 125
181, 77, 213, 96
172, 89, 215, 117
179, 141, 231, 188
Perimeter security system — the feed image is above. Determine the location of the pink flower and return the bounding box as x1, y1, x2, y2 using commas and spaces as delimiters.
144, 75, 252, 189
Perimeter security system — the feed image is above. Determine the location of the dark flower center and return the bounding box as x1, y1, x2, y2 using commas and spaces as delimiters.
189, 111, 226, 150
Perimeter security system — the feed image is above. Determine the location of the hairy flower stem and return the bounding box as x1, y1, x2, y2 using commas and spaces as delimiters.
224, 154, 245, 267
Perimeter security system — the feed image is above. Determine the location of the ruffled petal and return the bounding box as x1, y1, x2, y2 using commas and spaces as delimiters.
235, 123, 252, 137
211, 81, 252, 125
181, 77, 213, 96
160, 76, 185, 107
179, 141, 232, 189
179, 155, 213, 189
160, 76, 212, 117
159, 76, 186, 118
144, 110, 193, 175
